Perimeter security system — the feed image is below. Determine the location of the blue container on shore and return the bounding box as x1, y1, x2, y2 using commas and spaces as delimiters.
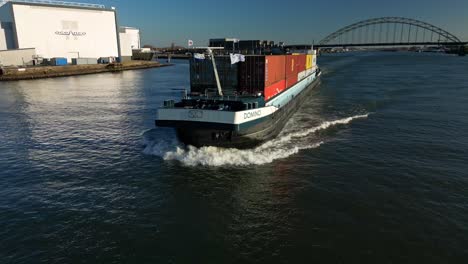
51, 58, 67, 66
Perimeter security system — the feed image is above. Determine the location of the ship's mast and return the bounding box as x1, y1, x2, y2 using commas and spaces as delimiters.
207, 48, 223, 97
195, 47, 224, 97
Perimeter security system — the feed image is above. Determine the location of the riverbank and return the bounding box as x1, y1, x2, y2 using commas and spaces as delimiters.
0, 60, 172, 81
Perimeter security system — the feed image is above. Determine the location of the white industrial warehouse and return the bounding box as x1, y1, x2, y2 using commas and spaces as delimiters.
0, 0, 141, 66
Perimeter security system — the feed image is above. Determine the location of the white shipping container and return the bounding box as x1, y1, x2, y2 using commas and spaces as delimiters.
86, 58, 97, 64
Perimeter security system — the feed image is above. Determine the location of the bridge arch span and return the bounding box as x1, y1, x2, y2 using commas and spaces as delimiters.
319, 17, 462, 45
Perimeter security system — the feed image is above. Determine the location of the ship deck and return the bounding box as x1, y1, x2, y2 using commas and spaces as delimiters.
163, 95, 266, 112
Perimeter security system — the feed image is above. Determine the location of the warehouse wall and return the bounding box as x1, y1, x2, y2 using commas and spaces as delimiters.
119, 31, 132, 57
11, 3, 119, 60
119, 27, 140, 54
0, 48, 35, 66
123, 27, 140, 50
119, 27, 141, 62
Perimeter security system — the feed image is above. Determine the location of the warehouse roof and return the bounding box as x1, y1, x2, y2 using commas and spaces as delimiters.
0, 0, 113, 11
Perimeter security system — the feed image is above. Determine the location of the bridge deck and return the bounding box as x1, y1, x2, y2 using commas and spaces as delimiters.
316, 42, 468, 48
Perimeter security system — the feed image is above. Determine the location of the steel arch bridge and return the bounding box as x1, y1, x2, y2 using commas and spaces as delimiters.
316, 17, 466, 48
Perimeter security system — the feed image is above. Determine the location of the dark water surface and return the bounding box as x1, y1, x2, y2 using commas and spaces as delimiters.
1, 53, 467, 263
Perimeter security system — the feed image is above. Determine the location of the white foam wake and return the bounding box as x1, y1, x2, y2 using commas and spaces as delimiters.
143, 114, 369, 167
257, 114, 369, 150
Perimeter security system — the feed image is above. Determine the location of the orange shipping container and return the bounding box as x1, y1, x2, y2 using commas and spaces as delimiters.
285, 54, 306, 77
264, 80, 286, 100
294, 54, 307, 74
265, 55, 286, 87
238, 54, 305, 101
286, 74, 298, 89
285, 55, 296, 77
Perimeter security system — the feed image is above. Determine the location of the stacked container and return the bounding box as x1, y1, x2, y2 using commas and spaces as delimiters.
238, 56, 265, 95
238, 54, 307, 100
189, 52, 315, 101
263, 55, 286, 100
237, 55, 289, 99
190, 56, 238, 95
285, 54, 307, 89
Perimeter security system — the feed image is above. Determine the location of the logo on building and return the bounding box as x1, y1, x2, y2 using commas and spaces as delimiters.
56, 20, 85, 40
55, 30, 87, 40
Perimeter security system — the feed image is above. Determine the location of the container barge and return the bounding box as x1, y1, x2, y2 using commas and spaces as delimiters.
155, 39, 321, 149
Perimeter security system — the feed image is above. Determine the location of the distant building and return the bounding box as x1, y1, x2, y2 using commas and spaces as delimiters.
209, 38, 240, 51
119, 26, 141, 62
0, 0, 141, 65
120, 26, 140, 50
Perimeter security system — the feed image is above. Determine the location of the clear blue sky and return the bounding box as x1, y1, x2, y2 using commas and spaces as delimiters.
89, 0, 467, 47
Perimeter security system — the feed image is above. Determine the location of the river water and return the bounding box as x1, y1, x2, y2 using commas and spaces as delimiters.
1, 53, 467, 263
